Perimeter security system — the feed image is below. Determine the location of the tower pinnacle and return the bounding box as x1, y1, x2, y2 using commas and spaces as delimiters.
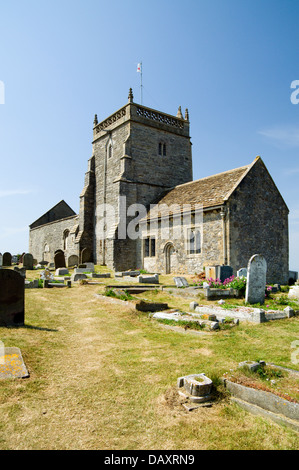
128, 88, 134, 103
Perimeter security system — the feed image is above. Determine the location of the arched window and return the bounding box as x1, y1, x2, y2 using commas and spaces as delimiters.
188, 229, 201, 254
108, 143, 113, 158
158, 142, 166, 156
63, 230, 70, 250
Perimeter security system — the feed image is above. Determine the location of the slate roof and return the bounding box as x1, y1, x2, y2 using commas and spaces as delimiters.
142, 160, 256, 220
29, 200, 77, 229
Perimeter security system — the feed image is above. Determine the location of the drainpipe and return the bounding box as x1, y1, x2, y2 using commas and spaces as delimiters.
220, 206, 227, 265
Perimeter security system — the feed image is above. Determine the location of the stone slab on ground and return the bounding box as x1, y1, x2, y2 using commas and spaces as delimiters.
194, 304, 297, 323
0, 347, 29, 379
105, 285, 160, 294
152, 311, 219, 330
223, 377, 299, 432
173, 277, 189, 288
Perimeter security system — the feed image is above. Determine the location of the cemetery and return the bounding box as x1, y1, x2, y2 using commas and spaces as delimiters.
0, 252, 298, 449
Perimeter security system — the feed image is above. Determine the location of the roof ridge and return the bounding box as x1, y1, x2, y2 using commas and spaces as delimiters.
169, 162, 251, 191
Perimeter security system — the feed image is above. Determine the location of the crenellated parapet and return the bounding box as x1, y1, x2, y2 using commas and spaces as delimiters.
93, 88, 190, 141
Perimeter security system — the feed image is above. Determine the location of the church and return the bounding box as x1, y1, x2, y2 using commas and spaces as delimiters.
29, 89, 289, 283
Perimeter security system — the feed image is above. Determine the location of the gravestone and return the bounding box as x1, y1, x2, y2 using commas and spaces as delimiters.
40, 269, 54, 281
173, 277, 189, 287
23, 253, 33, 270
237, 268, 247, 278
216, 265, 233, 282
0, 253, 2, 267
78, 262, 94, 272
54, 251, 66, 269
0, 269, 25, 326
205, 266, 217, 280
245, 254, 267, 305
68, 254, 79, 267
55, 268, 69, 276
2, 252, 12, 266
138, 274, 159, 284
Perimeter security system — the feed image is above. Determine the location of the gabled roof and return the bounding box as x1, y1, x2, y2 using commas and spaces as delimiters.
142, 157, 263, 220
29, 200, 77, 229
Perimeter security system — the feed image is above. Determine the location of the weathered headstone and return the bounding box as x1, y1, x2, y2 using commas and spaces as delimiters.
71, 273, 87, 282
173, 277, 189, 288
205, 266, 217, 280
54, 251, 66, 269
237, 268, 247, 278
78, 262, 95, 272
23, 253, 33, 270
245, 254, 267, 305
0, 269, 25, 326
2, 252, 12, 266
138, 274, 159, 284
0, 253, 2, 267
68, 255, 79, 267
55, 268, 69, 276
288, 286, 299, 301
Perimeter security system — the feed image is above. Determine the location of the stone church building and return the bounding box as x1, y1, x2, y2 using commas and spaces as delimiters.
29, 89, 289, 283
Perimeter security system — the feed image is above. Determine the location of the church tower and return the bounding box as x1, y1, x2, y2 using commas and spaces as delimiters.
78, 89, 193, 270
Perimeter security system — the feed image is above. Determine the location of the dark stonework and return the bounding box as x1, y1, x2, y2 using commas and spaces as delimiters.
0, 269, 25, 326
3, 252, 12, 266
216, 266, 233, 282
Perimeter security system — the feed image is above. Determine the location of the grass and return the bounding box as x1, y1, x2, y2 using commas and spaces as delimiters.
0, 269, 298, 449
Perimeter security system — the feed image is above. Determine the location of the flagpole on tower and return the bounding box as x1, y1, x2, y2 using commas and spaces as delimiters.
137, 62, 143, 105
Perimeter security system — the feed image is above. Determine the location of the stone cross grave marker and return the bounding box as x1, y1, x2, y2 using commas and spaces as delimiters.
0, 269, 25, 326
40, 269, 54, 281
245, 254, 267, 305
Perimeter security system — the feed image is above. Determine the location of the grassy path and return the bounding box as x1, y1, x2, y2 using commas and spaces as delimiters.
0, 284, 298, 449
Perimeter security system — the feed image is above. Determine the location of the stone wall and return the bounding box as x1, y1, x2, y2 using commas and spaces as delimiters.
29, 215, 79, 265
142, 209, 224, 274
227, 158, 289, 284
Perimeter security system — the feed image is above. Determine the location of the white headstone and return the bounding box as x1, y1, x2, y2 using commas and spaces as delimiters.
245, 254, 267, 305
237, 268, 247, 278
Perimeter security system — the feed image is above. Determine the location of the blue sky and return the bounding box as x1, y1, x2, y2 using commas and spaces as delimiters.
0, 0, 298, 270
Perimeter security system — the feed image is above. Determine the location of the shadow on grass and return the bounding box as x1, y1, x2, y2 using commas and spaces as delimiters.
1, 324, 58, 332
